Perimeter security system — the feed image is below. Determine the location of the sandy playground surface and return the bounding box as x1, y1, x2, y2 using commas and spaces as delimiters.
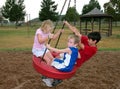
0, 51, 120, 89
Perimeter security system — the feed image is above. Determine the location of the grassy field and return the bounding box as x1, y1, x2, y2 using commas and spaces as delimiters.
0, 25, 120, 51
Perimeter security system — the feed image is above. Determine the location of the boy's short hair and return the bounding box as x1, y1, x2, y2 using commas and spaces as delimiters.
88, 32, 101, 43
68, 34, 80, 44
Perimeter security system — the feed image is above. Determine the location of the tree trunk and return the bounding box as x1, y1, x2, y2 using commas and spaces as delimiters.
15, 21, 18, 29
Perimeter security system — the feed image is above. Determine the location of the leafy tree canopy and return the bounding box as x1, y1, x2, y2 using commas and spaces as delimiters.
82, 0, 101, 15
1, 0, 25, 23
104, 0, 120, 21
39, 0, 58, 21
63, 7, 79, 22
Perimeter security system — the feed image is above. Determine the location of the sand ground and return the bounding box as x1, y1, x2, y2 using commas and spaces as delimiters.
0, 51, 120, 89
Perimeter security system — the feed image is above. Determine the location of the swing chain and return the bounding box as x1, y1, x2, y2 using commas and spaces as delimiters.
42, 0, 71, 60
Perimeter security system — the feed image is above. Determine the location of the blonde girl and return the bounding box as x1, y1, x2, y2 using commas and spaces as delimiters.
32, 19, 63, 63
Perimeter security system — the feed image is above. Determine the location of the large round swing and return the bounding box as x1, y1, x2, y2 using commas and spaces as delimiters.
32, 53, 79, 79
32, 0, 79, 79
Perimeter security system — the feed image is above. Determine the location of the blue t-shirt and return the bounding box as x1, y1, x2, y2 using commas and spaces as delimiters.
51, 47, 78, 72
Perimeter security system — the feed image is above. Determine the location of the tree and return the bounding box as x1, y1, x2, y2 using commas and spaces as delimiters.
82, 0, 101, 15
104, 0, 120, 21
0, 16, 4, 26
0, 8, 3, 25
39, 0, 58, 21
1, 0, 25, 26
64, 7, 79, 23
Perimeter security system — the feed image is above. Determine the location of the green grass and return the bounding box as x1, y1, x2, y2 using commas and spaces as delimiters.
0, 25, 120, 51
0, 47, 32, 52
0, 26, 35, 51
0, 26, 35, 36
99, 48, 120, 51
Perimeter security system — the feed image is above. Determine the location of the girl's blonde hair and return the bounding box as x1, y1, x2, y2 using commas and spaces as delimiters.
40, 19, 54, 32
68, 34, 80, 44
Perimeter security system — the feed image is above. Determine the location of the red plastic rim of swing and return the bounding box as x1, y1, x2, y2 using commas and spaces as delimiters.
32, 55, 78, 79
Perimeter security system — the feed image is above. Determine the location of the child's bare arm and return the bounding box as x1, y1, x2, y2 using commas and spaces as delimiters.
46, 44, 71, 54
64, 21, 82, 37
79, 43, 84, 50
52, 29, 64, 39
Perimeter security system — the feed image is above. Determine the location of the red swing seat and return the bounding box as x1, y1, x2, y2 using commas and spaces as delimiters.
32, 52, 79, 79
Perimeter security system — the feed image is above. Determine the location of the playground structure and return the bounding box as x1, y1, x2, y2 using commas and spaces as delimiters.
80, 8, 113, 36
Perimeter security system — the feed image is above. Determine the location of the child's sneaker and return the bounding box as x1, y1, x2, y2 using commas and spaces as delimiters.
52, 79, 63, 86
41, 75, 47, 79
42, 78, 54, 87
